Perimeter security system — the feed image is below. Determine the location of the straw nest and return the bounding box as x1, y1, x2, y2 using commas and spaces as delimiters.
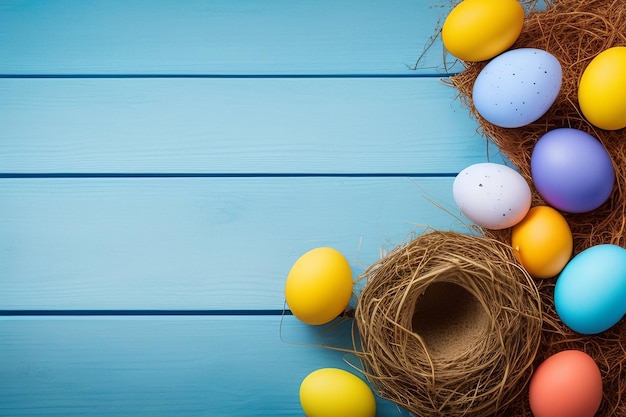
354, 230, 542, 417
447, 1, 626, 415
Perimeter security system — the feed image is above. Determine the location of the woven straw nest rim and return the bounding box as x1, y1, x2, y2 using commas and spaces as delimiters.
354, 230, 543, 417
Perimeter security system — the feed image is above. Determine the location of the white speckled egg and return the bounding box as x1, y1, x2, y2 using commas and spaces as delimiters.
453, 162, 531, 230
472, 48, 562, 128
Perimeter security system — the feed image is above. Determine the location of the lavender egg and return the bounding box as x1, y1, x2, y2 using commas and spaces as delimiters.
472, 48, 562, 128
531, 128, 614, 213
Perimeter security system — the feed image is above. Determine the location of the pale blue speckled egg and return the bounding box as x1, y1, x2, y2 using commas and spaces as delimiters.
472, 48, 562, 128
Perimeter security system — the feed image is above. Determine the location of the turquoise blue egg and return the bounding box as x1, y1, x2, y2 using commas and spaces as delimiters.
555, 244, 626, 334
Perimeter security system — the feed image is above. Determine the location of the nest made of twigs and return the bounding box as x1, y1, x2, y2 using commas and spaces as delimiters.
448, 1, 626, 416
354, 230, 542, 417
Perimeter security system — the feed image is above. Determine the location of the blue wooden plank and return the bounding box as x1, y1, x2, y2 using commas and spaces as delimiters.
0, 78, 503, 174
0, 177, 472, 310
0, 315, 411, 416
0, 0, 460, 76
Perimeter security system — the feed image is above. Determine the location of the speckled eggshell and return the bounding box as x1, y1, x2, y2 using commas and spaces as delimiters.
453, 162, 531, 230
472, 48, 562, 128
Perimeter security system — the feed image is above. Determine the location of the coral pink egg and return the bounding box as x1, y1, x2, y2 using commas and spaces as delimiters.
529, 350, 602, 417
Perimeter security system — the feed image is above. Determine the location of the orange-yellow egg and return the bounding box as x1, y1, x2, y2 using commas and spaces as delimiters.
511, 206, 573, 278
285, 247, 353, 325
442, 0, 524, 62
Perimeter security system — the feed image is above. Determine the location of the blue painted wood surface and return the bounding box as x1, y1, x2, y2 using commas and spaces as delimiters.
0, 316, 411, 416
0, 78, 501, 174
0, 0, 461, 75
0, 177, 474, 310
0, 1, 498, 416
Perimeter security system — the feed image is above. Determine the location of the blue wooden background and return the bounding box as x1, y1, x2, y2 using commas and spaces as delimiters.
0, 1, 506, 415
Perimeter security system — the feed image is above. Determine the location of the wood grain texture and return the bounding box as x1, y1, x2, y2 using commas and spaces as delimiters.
0, 0, 460, 75
0, 315, 411, 417
0, 78, 502, 174
0, 177, 472, 310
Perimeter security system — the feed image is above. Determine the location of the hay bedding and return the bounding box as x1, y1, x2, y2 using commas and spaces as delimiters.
353, 1, 626, 416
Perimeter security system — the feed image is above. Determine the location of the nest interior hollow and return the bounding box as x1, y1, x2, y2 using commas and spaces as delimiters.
411, 281, 491, 360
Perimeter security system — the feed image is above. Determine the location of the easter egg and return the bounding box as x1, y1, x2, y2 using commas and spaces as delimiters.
578, 46, 626, 130
442, 0, 524, 62
529, 350, 602, 417
300, 368, 376, 417
511, 206, 573, 279
285, 247, 353, 325
531, 128, 614, 213
555, 244, 626, 334
472, 48, 562, 128
453, 162, 531, 230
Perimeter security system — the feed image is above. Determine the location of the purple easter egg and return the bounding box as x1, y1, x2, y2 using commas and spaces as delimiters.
531, 128, 614, 213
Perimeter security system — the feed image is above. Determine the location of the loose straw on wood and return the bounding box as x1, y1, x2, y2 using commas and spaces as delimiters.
354, 230, 542, 417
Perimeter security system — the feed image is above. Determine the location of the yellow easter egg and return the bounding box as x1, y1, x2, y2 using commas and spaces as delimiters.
285, 247, 352, 325
511, 206, 573, 278
300, 368, 376, 417
578, 46, 626, 130
442, 0, 524, 62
